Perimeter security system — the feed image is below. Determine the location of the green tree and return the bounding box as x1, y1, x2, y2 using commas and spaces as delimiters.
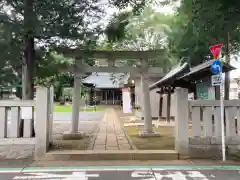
1, 0, 148, 99
104, 6, 177, 71
166, 0, 240, 99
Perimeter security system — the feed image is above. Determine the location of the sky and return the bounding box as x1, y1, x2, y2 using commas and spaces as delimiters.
101, 1, 180, 25
229, 57, 240, 79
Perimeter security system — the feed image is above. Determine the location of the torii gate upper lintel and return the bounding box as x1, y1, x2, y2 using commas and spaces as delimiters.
59, 49, 165, 59
59, 49, 164, 75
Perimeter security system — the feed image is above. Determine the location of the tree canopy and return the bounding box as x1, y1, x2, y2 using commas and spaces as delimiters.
0, 0, 148, 99
1, 0, 240, 100
166, 0, 240, 65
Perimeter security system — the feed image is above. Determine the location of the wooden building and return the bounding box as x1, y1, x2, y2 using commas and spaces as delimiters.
82, 72, 130, 105
149, 59, 235, 121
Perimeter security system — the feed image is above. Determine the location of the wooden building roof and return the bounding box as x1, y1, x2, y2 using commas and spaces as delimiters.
149, 62, 189, 90
177, 59, 234, 81
149, 60, 235, 91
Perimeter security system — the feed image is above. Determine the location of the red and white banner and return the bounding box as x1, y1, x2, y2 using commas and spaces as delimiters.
122, 88, 132, 113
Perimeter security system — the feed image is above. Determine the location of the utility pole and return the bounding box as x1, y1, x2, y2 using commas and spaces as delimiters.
224, 32, 230, 100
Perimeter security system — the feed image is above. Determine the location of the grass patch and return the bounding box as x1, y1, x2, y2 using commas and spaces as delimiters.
34, 105, 105, 112
54, 105, 105, 112
124, 126, 175, 150
80, 107, 105, 112
51, 136, 90, 150
54, 105, 72, 112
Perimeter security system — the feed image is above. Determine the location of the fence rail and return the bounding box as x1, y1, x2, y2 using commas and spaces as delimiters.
189, 100, 240, 137
0, 100, 35, 139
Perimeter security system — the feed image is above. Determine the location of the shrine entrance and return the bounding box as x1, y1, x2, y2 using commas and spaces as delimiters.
33, 49, 169, 159
58, 49, 164, 136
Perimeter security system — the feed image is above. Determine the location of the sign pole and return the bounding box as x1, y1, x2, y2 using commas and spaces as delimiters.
209, 44, 226, 161
220, 71, 226, 161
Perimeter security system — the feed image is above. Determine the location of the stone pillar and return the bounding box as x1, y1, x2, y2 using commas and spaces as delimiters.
138, 74, 160, 137
35, 87, 49, 159
149, 79, 160, 119
174, 87, 189, 156
135, 77, 160, 120
140, 74, 152, 133
71, 74, 81, 134
48, 86, 54, 144
134, 77, 144, 119
9, 107, 20, 138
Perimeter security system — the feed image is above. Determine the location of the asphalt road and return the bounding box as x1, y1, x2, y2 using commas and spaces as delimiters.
0, 167, 240, 180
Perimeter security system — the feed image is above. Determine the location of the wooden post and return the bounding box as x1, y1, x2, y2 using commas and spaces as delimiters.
105, 90, 108, 104
159, 93, 163, 118
166, 87, 171, 123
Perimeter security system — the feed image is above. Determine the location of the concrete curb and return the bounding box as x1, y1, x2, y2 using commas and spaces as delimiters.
87, 126, 100, 150
41, 150, 178, 161
1, 164, 240, 173
123, 129, 137, 150
87, 111, 105, 150
115, 110, 137, 150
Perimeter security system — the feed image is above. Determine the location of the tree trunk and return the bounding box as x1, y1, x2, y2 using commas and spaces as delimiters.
55, 86, 63, 102
22, 0, 35, 100
22, 0, 35, 137
224, 32, 230, 100
16, 86, 22, 99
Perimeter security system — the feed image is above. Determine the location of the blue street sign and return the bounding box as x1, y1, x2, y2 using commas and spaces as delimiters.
211, 60, 222, 74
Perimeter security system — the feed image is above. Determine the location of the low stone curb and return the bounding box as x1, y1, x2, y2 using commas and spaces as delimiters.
117, 115, 137, 150
122, 129, 137, 150
87, 127, 100, 150
42, 150, 178, 161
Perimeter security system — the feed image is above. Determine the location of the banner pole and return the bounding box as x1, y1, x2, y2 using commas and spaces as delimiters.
220, 71, 226, 161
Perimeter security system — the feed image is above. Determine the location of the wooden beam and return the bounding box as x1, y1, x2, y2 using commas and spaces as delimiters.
166, 87, 171, 123
57, 49, 164, 59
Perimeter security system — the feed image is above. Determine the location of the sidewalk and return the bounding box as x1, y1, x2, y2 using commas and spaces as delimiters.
88, 108, 133, 150
28, 159, 240, 167
1, 159, 240, 169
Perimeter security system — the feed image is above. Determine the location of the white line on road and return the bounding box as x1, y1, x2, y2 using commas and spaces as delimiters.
13, 172, 99, 179
0, 166, 240, 173
22, 168, 152, 173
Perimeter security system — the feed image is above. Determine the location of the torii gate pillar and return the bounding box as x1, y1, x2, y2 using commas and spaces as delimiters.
71, 73, 82, 133
138, 60, 160, 137
63, 73, 82, 139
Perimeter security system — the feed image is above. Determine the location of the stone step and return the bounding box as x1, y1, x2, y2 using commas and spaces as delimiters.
41, 150, 179, 161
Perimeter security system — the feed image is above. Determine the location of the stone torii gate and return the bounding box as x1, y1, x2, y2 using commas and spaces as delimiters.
59, 49, 164, 136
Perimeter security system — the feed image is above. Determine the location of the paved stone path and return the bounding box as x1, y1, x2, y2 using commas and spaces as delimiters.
53, 121, 99, 139
89, 108, 133, 150
52, 112, 104, 121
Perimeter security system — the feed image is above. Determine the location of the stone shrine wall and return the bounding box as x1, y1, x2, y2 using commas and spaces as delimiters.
189, 137, 240, 159
0, 139, 35, 159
